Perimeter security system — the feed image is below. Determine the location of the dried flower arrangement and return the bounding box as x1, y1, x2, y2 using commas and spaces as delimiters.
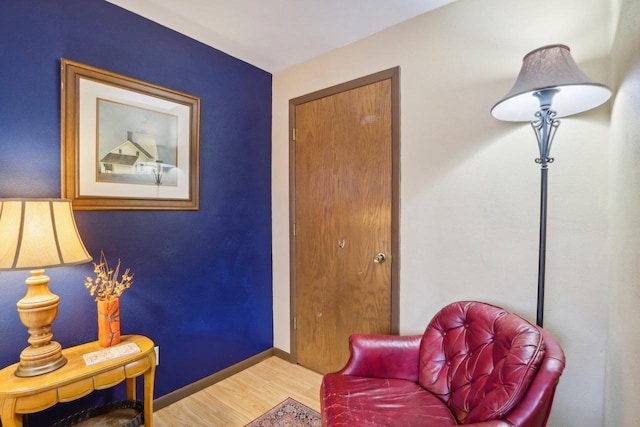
84, 251, 134, 301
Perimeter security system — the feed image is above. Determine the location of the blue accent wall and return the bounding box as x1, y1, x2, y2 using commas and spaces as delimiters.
0, 0, 272, 423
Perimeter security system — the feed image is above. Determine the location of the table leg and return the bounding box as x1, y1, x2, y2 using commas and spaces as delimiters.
143, 358, 156, 427
126, 377, 137, 401
1, 398, 22, 427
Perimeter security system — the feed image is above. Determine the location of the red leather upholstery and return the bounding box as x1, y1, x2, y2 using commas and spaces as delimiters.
321, 301, 565, 427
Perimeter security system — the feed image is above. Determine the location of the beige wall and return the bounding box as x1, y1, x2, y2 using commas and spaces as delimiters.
605, 0, 640, 425
273, 0, 614, 425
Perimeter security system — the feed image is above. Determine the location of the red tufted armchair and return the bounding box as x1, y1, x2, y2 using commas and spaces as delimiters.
320, 301, 565, 426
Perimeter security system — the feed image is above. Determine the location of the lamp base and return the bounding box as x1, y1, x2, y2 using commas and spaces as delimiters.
15, 269, 67, 377
16, 342, 67, 377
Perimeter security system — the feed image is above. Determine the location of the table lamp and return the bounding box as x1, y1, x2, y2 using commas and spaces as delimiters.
0, 199, 92, 376
491, 45, 611, 327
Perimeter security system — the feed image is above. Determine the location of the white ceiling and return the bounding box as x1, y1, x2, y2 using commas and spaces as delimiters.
105, 0, 457, 72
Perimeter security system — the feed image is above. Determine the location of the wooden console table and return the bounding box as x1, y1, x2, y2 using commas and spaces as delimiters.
0, 334, 155, 427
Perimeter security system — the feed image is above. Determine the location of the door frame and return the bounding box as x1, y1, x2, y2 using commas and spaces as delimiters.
288, 67, 401, 363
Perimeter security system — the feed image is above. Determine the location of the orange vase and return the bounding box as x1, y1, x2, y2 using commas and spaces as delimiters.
97, 298, 121, 347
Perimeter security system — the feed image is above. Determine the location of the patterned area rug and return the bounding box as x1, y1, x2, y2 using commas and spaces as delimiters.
245, 397, 321, 427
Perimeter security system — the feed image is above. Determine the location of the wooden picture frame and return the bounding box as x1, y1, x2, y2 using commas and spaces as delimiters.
61, 58, 200, 210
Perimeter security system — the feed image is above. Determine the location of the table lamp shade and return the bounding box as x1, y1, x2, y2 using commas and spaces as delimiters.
0, 199, 91, 270
491, 44, 611, 122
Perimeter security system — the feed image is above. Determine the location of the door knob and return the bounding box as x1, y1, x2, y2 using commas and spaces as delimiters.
373, 253, 386, 264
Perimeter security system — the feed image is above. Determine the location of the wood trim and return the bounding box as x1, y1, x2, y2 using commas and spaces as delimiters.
272, 347, 292, 362
153, 348, 291, 411
288, 99, 298, 361
288, 67, 401, 361
389, 67, 401, 335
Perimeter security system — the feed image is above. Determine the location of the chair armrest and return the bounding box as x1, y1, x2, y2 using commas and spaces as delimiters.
503, 328, 566, 427
336, 334, 422, 382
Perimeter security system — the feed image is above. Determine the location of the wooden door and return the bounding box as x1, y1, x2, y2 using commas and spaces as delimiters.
290, 68, 399, 374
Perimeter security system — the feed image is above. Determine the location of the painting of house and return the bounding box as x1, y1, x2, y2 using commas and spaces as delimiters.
99, 131, 152, 173
98, 131, 175, 185
97, 98, 178, 185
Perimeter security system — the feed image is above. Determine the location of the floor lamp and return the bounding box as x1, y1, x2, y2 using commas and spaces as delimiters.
490, 45, 611, 327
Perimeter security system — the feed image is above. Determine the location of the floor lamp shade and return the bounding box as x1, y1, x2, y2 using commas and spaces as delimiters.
491, 44, 611, 122
0, 199, 92, 376
490, 45, 611, 327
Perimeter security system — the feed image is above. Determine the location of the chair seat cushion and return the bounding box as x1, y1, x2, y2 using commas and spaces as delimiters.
322, 373, 459, 426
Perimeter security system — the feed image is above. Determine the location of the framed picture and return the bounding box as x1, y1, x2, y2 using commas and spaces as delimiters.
61, 58, 200, 210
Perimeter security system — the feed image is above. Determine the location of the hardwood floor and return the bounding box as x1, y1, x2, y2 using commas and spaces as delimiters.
153, 357, 323, 426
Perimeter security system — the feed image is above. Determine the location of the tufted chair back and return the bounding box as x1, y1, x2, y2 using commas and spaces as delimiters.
419, 301, 546, 424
